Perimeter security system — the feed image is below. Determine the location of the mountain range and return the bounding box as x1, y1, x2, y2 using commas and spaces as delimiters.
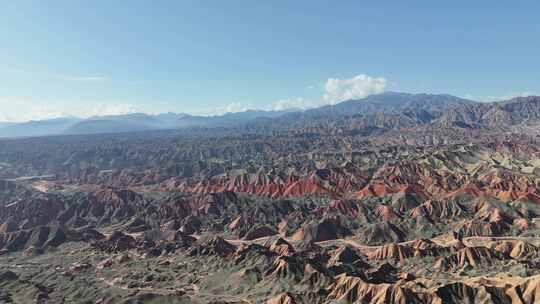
0, 109, 296, 138
3, 92, 540, 138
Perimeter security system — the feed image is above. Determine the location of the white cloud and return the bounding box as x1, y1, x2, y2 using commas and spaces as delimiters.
196, 102, 251, 116
463, 92, 537, 102
86, 103, 138, 117
223, 102, 248, 113
0, 99, 61, 122
323, 74, 386, 104
271, 74, 387, 111
272, 97, 315, 111
0, 105, 66, 122
0, 97, 140, 122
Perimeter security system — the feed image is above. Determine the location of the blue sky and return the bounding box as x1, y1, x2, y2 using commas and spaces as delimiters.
1, 1, 540, 121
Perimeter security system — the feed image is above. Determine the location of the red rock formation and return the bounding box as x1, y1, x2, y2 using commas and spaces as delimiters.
367, 243, 414, 262
435, 247, 507, 271
243, 226, 278, 240
326, 274, 418, 304
269, 238, 295, 257
266, 293, 297, 304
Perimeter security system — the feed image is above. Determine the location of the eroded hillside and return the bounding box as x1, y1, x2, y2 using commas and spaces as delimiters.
2, 94, 540, 303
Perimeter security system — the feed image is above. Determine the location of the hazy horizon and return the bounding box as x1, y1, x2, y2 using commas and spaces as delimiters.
2, 90, 539, 124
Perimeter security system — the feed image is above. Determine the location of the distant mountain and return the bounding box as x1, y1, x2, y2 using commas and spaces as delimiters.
174, 110, 297, 128
0, 122, 15, 128
0, 117, 82, 138
0, 109, 298, 138
437, 96, 540, 129
3, 93, 540, 138
240, 92, 477, 134
312, 92, 475, 115
63, 110, 298, 135
64, 113, 172, 135
242, 92, 540, 135
64, 120, 154, 135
